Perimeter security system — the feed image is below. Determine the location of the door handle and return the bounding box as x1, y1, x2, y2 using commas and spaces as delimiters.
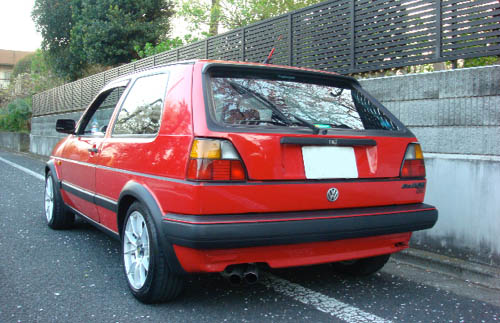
88, 147, 99, 153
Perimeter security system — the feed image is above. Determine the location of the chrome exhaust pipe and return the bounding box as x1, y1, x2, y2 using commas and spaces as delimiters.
222, 265, 245, 285
243, 263, 259, 284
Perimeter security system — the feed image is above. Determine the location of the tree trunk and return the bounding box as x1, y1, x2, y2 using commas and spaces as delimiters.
208, 0, 220, 36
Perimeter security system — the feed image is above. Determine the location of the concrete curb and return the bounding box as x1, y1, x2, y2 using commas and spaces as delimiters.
392, 248, 500, 290
0, 147, 50, 163
15, 150, 50, 163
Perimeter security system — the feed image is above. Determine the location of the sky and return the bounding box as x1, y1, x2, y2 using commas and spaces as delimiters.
0, 0, 191, 53
0, 0, 41, 52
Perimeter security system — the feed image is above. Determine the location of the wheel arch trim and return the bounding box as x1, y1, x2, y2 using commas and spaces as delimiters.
45, 159, 60, 185
117, 180, 186, 275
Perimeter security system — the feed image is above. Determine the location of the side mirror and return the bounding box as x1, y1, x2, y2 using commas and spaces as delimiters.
56, 119, 76, 134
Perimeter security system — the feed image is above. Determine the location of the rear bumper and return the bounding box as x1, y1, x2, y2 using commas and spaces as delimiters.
173, 233, 413, 272
161, 203, 437, 249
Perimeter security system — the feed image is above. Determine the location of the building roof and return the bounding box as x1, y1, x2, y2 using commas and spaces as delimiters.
0, 49, 34, 66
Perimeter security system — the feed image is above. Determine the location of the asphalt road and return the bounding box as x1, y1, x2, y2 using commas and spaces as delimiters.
0, 149, 498, 323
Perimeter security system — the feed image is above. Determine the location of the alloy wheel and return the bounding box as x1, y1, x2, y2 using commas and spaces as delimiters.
44, 176, 54, 222
123, 211, 150, 289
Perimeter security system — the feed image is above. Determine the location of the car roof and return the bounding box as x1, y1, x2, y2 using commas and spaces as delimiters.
104, 59, 359, 90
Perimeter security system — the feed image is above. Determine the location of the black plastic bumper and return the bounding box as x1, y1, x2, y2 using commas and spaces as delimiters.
162, 203, 438, 249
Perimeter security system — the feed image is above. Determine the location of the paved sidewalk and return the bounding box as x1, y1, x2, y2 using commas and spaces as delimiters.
392, 248, 500, 290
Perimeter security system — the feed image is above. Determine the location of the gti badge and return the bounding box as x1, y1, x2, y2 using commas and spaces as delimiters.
326, 187, 339, 202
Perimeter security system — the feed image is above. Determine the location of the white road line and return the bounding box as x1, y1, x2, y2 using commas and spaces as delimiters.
0, 157, 45, 181
0, 154, 392, 323
261, 273, 392, 323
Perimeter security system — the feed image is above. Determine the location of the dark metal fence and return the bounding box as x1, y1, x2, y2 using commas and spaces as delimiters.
33, 0, 500, 116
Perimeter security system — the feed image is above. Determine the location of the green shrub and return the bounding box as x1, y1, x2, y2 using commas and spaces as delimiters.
0, 98, 32, 132
134, 34, 201, 59
463, 56, 498, 68
12, 53, 35, 78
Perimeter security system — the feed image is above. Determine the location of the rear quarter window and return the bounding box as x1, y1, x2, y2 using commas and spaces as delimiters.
78, 86, 126, 136
112, 73, 169, 136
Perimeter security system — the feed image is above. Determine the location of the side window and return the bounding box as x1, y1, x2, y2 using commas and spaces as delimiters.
80, 86, 126, 136
112, 73, 169, 136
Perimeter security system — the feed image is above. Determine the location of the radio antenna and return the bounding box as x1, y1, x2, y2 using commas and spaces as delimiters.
262, 34, 283, 64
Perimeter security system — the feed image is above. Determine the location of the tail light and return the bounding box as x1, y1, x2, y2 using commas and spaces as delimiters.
187, 138, 246, 181
400, 143, 426, 178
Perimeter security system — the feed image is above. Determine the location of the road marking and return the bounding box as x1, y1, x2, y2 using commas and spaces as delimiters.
261, 273, 392, 323
0, 154, 398, 322
0, 157, 45, 181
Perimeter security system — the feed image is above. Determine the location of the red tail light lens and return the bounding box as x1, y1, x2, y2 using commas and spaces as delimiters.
187, 139, 246, 181
401, 159, 425, 177
400, 143, 426, 178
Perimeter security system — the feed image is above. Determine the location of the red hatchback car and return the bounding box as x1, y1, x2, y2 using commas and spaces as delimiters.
45, 60, 437, 303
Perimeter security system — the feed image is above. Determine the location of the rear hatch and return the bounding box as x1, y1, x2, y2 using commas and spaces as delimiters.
202, 64, 415, 182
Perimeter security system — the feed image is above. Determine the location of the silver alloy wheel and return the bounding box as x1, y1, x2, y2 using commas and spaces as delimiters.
123, 210, 150, 290
44, 176, 54, 222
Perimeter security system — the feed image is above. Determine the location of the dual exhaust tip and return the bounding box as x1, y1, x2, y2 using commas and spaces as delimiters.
221, 263, 259, 285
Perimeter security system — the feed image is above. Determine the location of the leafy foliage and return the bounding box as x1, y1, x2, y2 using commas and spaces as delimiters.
0, 98, 32, 132
32, 0, 176, 80
30, 50, 66, 94
11, 54, 35, 78
32, 0, 81, 80
178, 0, 322, 37
0, 50, 64, 109
463, 56, 499, 68
72, 0, 175, 66
135, 34, 201, 59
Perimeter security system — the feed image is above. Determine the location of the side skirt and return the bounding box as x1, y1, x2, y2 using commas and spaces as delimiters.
66, 205, 120, 241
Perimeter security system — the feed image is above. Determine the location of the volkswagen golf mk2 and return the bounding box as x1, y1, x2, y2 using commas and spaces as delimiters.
44, 60, 438, 303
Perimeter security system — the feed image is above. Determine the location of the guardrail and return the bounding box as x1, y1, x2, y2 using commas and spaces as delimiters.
33, 0, 500, 116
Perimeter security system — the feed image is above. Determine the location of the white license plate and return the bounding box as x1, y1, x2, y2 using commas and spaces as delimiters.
302, 146, 358, 179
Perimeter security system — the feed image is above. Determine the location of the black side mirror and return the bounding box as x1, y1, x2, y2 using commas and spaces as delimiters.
56, 119, 76, 134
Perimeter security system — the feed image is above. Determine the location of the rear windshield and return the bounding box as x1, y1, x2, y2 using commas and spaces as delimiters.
207, 72, 398, 131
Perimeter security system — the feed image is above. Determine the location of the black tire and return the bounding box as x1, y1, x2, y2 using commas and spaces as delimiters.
44, 171, 74, 229
331, 254, 391, 276
122, 201, 184, 303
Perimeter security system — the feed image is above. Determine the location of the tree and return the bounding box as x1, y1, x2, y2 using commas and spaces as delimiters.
32, 0, 81, 80
11, 54, 35, 79
135, 34, 201, 59
33, 0, 176, 80
208, 0, 221, 36
30, 50, 65, 94
71, 0, 175, 67
0, 98, 32, 132
0, 50, 65, 108
178, 0, 322, 37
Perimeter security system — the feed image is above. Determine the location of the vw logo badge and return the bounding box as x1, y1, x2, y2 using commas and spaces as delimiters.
326, 188, 339, 202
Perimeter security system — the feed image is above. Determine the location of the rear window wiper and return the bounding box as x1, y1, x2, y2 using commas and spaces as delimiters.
236, 119, 289, 126
228, 81, 320, 134
315, 123, 352, 130
228, 81, 292, 126
289, 114, 320, 134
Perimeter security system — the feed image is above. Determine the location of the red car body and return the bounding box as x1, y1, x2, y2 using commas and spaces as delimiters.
46, 60, 437, 301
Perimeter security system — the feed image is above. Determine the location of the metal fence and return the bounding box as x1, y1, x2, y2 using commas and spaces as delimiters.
33, 0, 500, 116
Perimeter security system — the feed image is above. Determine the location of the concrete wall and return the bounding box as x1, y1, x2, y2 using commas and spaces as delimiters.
360, 65, 500, 266
360, 65, 500, 155
415, 155, 500, 266
30, 112, 81, 156
29, 65, 500, 266
0, 132, 30, 152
